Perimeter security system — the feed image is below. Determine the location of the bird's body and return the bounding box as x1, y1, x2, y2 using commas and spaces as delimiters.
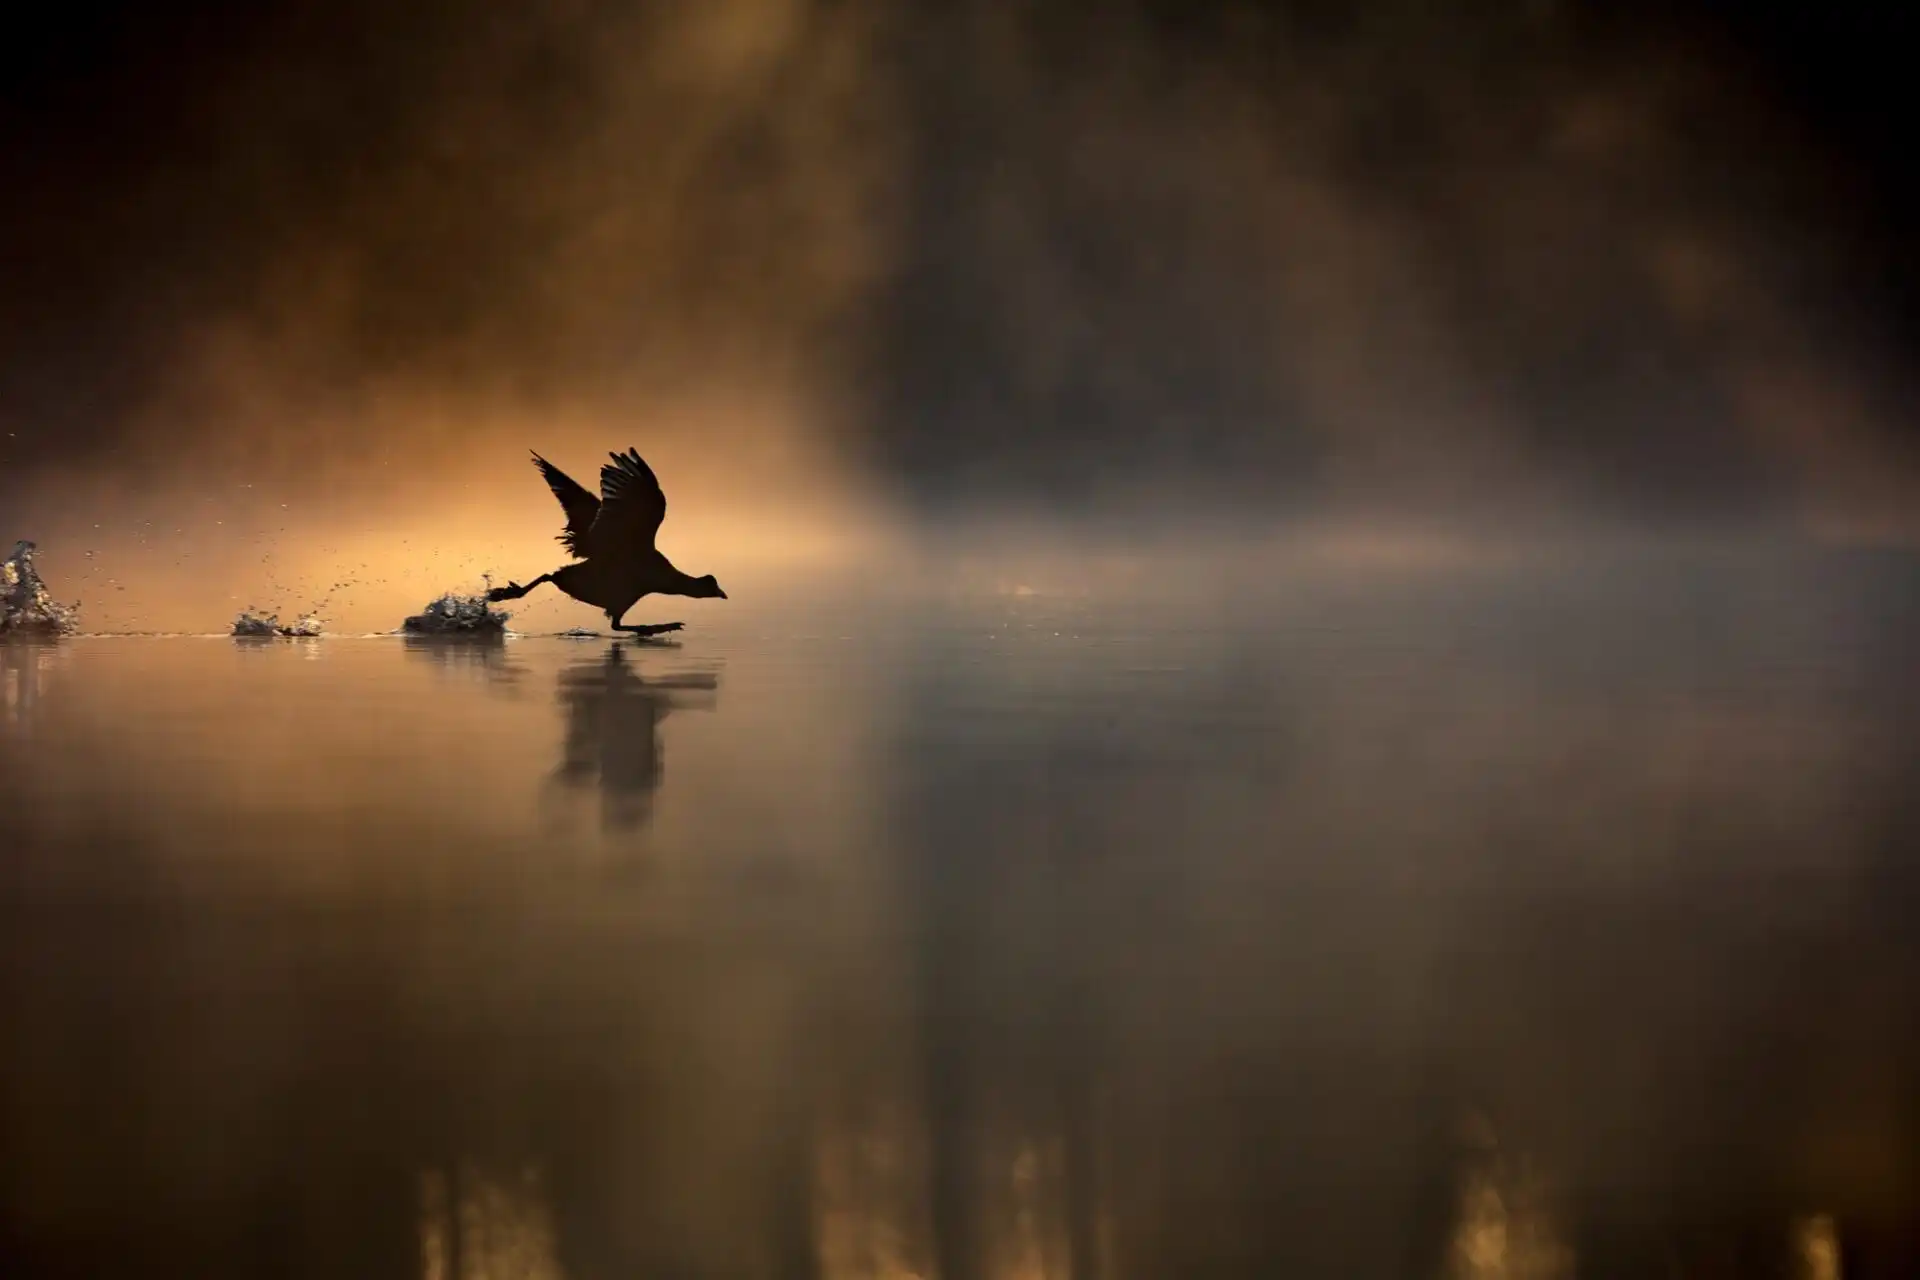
547, 548, 696, 619
488, 448, 725, 634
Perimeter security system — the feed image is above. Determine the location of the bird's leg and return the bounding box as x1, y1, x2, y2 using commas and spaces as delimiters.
487, 573, 553, 602
607, 609, 683, 637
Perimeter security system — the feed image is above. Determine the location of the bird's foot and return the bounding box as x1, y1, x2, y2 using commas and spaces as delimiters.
486, 582, 522, 602
613, 621, 683, 637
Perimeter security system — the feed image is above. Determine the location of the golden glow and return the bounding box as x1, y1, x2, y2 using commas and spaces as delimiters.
11, 385, 902, 634
1793, 1214, 1843, 1280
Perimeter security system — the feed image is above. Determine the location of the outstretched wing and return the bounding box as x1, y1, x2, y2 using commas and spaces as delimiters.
586, 448, 668, 555
532, 452, 601, 558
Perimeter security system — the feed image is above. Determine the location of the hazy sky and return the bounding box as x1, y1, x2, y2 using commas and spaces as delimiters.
1, 1, 1916, 626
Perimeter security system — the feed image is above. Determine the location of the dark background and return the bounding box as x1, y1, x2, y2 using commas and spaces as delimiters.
2, 0, 1915, 532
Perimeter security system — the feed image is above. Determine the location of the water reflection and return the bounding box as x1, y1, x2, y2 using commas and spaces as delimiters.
418, 1165, 563, 1280
0, 571, 1917, 1277
1445, 1115, 1572, 1280
403, 634, 530, 688
1797, 1215, 1844, 1280
232, 634, 326, 662
551, 643, 719, 832
1, 640, 61, 730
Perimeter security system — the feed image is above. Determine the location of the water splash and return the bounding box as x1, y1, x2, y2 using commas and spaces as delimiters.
401, 591, 510, 635
1, 540, 79, 636
231, 611, 324, 638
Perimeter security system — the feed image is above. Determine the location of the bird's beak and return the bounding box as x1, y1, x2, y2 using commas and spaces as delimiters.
717, 588, 729, 600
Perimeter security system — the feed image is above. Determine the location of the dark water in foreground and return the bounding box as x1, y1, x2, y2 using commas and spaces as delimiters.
2, 569, 1918, 1278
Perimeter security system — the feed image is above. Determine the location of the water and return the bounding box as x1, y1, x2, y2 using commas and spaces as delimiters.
232, 610, 327, 637
1, 565, 1917, 1278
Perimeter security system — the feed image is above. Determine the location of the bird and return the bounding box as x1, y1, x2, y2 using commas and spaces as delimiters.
486, 448, 726, 636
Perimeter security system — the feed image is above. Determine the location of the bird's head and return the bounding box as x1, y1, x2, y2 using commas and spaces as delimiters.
692, 573, 727, 600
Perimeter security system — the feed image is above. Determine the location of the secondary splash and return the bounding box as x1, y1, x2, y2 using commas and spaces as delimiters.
1, 540, 79, 636
401, 591, 510, 635
231, 611, 325, 638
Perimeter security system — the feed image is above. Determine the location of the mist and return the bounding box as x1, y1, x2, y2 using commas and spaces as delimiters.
2, 0, 1916, 632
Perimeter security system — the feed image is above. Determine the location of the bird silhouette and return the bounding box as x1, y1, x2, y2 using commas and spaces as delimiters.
487, 449, 726, 635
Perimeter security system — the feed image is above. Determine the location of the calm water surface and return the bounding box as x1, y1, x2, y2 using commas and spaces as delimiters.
2, 570, 1917, 1277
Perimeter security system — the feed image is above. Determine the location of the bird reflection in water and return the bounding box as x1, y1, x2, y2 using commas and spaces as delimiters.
553, 643, 718, 831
